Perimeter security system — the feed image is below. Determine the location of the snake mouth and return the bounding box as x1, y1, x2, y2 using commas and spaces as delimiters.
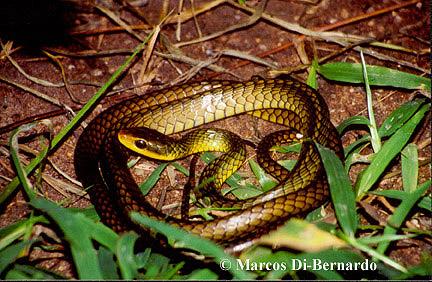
117, 128, 151, 155
117, 129, 137, 150
117, 128, 175, 161
117, 129, 128, 142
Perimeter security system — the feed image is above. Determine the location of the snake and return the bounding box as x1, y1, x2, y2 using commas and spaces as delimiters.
74, 76, 343, 244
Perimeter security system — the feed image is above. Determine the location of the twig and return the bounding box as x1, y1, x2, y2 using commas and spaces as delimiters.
154, 51, 236, 75
116, 0, 152, 25
159, 0, 170, 23
96, 5, 144, 41
138, 25, 161, 83
44, 47, 134, 57
0, 44, 22, 59
69, 24, 152, 36
190, 0, 203, 38
383, 158, 430, 180
176, 0, 185, 41
219, 49, 278, 69
167, 0, 227, 25
49, 159, 83, 187
0, 75, 76, 116
2, 41, 63, 88
42, 50, 86, 105
174, 0, 267, 48
167, 54, 229, 85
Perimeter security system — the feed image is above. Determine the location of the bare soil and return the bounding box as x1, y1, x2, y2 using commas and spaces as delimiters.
0, 0, 430, 278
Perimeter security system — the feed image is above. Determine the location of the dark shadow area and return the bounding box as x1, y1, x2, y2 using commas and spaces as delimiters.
0, 0, 74, 47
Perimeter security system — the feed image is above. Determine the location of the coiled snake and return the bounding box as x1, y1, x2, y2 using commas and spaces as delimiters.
74, 77, 343, 244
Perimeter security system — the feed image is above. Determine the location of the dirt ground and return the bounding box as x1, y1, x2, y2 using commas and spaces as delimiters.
0, 0, 430, 278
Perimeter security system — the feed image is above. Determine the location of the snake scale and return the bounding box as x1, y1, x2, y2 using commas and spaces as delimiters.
74, 77, 343, 244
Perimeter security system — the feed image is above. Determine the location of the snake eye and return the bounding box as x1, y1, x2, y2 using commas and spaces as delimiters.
135, 140, 147, 149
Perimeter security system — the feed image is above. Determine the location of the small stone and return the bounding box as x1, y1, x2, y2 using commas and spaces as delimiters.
341, 8, 349, 19
91, 69, 103, 77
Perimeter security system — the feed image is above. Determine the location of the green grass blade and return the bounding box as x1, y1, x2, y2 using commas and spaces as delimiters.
171, 162, 190, 176
377, 181, 431, 254
371, 187, 431, 211
307, 58, 318, 89
8, 122, 51, 201
258, 219, 346, 253
88, 221, 119, 253
226, 183, 264, 200
249, 159, 277, 191
159, 261, 185, 280
336, 116, 371, 135
143, 252, 182, 280
127, 157, 141, 168
357, 234, 416, 245
356, 103, 430, 198
184, 268, 218, 280
274, 142, 301, 153
67, 206, 100, 221
130, 212, 254, 280
116, 232, 139, 279
360, 51, 381, 153
30, 198, 104, 279
97, 246, 119, 280
278, 159, 297, 171
316, 143, 358, 237
401, 143, 418, 193
345, 152, 370, 173
318, 62, 431, 92
139, 163, 169, 195
343, 135, 370, 158
143, 253, 169, 279
135, 248, 151, 269
0, 216, 47, 252
135, 248, 152, 268
343, 137, 371, 172
5, 264, 63, 279
0, 240, 34, 275
342, 234, 407, 273
378, 98, 427, 138
201, 152, 262, 199
338, 99, 425, 170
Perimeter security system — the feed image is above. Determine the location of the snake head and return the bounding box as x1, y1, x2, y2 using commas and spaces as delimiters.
118, 128, 177, 161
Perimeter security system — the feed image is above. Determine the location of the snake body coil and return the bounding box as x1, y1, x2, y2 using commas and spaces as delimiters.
74, 77, 343, 244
